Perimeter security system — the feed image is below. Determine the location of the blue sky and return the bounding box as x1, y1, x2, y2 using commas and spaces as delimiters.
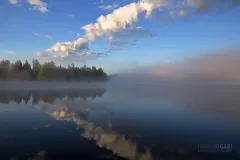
0, 0, 240, 74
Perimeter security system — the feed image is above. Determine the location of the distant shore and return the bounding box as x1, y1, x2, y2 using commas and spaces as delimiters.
0, 59, 108, 82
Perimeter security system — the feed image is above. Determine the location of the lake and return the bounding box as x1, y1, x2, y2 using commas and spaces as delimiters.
0, 83, 240, 160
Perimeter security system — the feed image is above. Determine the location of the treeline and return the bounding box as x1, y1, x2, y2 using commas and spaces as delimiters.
0, 59, 107, 81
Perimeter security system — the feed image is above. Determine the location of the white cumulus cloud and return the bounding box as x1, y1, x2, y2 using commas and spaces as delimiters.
3, 50, 16, 54
44, 34, 52, 39
43, 0, 240, 61
36, 52, 48, 57
46, 0, 168, 58
98, 4, 120, 10
27, 0, 48, 13
185, 0, 240, 14
8, 0, 21, 5
33, 32, 39, 36
9, 0, 48, 13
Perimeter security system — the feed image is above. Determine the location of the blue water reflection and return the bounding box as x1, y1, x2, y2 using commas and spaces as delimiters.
0, 86, 240, 160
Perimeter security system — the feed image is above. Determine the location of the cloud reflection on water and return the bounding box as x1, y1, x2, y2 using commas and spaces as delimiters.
1, 87, 240, 160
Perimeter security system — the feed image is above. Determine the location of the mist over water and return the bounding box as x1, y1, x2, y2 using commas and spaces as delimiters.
0, 81, 240, 160
2, 0, 239, 158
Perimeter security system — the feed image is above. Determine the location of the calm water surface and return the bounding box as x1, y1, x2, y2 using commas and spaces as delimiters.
0, 84, 240, 160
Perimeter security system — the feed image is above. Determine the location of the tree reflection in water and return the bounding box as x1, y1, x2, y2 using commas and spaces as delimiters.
0, 88, 106, 105
2, 88, 240, 160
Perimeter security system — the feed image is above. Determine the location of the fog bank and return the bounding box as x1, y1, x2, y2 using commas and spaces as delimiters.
113, 49, 240, 85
